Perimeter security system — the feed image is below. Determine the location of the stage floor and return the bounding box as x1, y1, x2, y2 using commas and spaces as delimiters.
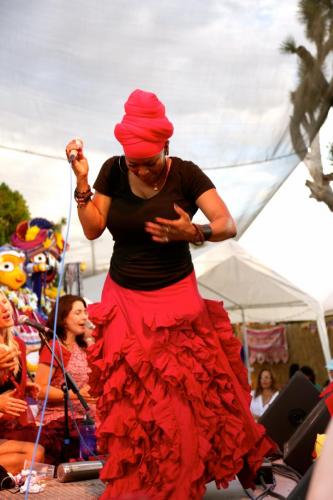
0, 473, 298, 499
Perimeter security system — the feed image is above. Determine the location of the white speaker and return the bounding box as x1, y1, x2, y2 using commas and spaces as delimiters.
57, 460, 103, 483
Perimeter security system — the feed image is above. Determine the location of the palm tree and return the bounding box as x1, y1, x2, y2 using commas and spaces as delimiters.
281, 0, 333, 209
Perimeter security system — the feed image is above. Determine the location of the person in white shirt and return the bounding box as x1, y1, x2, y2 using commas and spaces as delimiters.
250, 368, 279, 421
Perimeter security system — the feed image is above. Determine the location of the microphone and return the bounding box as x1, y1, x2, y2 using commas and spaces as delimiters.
57, 460, 103, 482
16, 315, 50, 333
68, 138, 83, 163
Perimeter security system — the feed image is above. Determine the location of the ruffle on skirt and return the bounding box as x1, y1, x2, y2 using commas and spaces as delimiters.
87, 272, 275, 500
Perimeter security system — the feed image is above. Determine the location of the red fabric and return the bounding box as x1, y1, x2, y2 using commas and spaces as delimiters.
11, 221, 48, 250
0, 337, 36, 435
114, 89, 174, 158
39, 339, 71, 369
87, 272, 276, 500
321, 382, 333, 415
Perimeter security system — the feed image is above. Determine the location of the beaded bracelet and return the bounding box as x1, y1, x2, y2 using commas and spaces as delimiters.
74, 185, 93, 207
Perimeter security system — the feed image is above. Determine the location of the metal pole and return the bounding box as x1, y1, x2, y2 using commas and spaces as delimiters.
90, 240, 96, 275
241, 309, 252, 385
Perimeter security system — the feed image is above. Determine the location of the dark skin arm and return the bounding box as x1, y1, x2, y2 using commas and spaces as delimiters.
145, 189, 237, 243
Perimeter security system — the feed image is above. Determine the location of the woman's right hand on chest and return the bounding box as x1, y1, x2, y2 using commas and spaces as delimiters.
65, 138, 89, 180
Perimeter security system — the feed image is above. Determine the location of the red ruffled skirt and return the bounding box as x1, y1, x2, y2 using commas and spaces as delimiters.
87, 272, 275, 500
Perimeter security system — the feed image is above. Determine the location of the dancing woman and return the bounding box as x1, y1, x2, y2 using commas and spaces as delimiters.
66, 89, 275, 499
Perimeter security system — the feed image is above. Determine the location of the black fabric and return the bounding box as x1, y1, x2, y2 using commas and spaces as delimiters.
286, 463, 313, 499
93, 156, 215, 290
0, 465, 16, 490
0, 366, 22, 394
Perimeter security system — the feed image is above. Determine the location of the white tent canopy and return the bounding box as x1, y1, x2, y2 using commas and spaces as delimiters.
194, 239, 331, 365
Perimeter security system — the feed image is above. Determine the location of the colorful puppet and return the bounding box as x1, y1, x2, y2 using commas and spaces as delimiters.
0, 244, 38, 310
11, 217, 67, 316
0, 245, 26, 291
0, 244, 41, 375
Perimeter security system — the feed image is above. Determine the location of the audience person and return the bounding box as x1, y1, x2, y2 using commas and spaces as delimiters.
289, 363, 299, 379
250, 368, 279, 421
300, 365, 322, 391
0, 290, 44, 474
35, 295, 96, 463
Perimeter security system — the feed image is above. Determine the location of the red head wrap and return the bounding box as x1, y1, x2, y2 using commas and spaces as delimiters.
114, 89, 174, 158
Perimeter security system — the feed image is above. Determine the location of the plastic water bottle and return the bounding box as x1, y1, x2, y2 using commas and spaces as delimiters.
79, 415, 96, 460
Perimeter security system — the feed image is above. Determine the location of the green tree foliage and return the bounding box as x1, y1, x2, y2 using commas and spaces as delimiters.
0, 183, 31, 245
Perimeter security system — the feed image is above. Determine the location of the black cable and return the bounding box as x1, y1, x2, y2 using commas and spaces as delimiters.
259, 476, 288, 500
243, 460, 298, 500
272, 463, 302, 479
0, 143, 64, 160
272, 463, 302, 482
0, 475, 19, 493
266, 451, 284, 461
244, 488, 258, 499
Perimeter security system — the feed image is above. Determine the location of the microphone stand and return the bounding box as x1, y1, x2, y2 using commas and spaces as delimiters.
38, 330, 91, 462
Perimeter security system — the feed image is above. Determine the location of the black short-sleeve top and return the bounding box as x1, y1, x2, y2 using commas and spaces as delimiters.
93, 156, 215, 290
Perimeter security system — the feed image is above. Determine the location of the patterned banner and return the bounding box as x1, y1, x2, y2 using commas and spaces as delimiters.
246, 325, 288, 364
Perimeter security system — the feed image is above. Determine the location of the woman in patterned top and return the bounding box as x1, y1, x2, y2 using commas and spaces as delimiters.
35, 295, 96, 462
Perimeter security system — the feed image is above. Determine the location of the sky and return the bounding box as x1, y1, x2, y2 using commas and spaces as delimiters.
240, 110, 333, 307
2, 0, 332, 307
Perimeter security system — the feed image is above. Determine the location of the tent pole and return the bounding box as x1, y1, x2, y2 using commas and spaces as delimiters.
240, 309, 252, 385
316, 314, 332, 367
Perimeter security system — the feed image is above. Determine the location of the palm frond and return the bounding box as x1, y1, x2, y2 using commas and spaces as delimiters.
280, 36, 297, 53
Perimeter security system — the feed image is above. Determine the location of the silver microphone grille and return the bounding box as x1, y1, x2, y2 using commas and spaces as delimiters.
57, 460, 103, 483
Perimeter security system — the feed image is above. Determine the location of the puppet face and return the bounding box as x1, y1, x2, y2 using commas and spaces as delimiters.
10, 219, 67, 306
28, 250, 58, 284
0, 250, 27, 291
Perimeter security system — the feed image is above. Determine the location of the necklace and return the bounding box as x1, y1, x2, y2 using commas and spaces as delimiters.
152, 158, 170, 191
121, 156, 171, 197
